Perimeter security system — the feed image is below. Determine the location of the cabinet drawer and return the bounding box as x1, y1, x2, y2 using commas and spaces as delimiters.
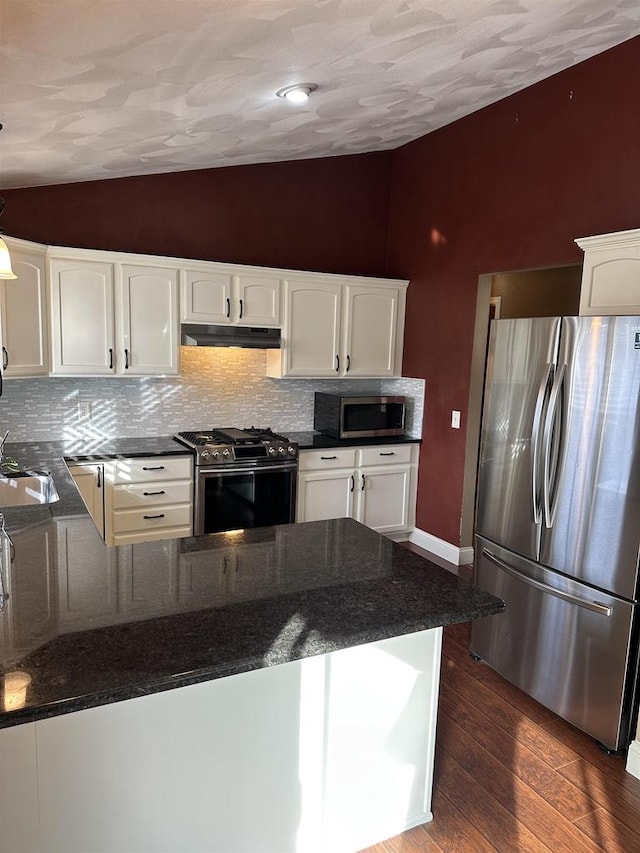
298, 448, 356, 471
112, 504, 193, 534
112, 480, 192, 509
114, 455, 193, 484
358, 445, 413, 467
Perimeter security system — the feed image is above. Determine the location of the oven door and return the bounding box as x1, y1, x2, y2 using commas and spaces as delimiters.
195, 462, 297, 535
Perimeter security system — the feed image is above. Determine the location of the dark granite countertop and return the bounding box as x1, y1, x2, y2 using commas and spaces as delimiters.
290, 431, 422, 449
0, 439, 501, 730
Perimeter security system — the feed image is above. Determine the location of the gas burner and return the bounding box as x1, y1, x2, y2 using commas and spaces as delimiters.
174, 427, 298, 466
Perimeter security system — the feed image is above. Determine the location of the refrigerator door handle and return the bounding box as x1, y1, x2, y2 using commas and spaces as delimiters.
482, 548, 613, 616
531, 364, 553, 524
542, 362, 566, 529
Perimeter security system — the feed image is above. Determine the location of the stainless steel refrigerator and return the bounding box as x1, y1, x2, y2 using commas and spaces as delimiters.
471, 315, 640, 751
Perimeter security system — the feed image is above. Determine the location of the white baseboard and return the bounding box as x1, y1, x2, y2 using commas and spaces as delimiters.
626, 739, 640, 780
409, 528, 474, 566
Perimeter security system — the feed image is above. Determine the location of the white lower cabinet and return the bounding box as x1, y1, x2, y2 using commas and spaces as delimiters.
104, 455, 193, 546
67, 463, 105, 537
297, 444, 418, 538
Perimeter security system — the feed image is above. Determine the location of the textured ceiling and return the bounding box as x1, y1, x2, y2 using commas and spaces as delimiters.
1, 0, 639, 189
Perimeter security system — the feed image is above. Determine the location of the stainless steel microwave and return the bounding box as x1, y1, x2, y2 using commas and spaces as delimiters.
313, 393, 406, 439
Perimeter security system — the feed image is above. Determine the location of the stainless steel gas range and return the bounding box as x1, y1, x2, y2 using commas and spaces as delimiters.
174, 427, 298, 536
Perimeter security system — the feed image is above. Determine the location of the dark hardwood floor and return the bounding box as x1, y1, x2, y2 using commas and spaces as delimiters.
361, 550, 640, 853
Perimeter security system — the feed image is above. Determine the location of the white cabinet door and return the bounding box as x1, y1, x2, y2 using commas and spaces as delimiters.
49, 259, 115, 375
182, 267, 280, 326
281, 280, 342, 377
0, 242, 49, 377
343, 285, 400, 377
182, 268, 232, 324
68, 463, 105, 537
577, 229, 640, 315
236, 273, 280, 326
297, 469, 355, 523
120, 264, 179, 375
355, 466, 412, 534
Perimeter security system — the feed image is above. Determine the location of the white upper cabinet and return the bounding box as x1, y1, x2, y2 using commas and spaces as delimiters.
576, 228, 640, 316
267, 275, 407, 379
49, 258, 115, 375
48, 249, 179, 376
120, 264, 180, 375
181, 265, 281, 327
0, 237, 49, 378
279, 279, 342, 377
343, 284, 400, 377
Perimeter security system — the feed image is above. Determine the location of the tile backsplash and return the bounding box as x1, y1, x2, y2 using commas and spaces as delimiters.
1, 348, 425, 445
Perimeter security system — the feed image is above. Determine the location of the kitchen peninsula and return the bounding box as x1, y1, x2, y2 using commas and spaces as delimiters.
0, 442, 503, 853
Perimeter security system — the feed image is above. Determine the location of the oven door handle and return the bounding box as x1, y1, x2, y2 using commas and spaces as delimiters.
198, 462, 298, 475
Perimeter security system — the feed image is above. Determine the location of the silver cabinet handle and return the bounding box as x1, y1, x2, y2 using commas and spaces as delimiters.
482, 548, 612, 616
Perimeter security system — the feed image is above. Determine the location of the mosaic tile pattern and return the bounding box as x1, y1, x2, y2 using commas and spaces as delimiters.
0, 348, 424, 444
2, 1, 639, 187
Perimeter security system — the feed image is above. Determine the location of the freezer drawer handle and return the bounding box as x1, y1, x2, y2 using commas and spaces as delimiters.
482, 548, 613, 617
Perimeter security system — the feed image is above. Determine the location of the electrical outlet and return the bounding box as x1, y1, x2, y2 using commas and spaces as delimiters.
77, 401, 92, 420
451, 410, 461, 429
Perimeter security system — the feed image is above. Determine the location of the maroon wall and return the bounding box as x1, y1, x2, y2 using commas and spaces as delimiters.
1, 153, 392, 277
388, 35, 640, 544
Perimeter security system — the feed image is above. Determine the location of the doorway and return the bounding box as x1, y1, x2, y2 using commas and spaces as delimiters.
459, 264, 581, 551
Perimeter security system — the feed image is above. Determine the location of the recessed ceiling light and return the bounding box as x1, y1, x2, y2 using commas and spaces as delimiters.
275, 83, 318, 104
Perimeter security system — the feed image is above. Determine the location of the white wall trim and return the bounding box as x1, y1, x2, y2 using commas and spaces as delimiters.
626, 739, 640, 780
409, 528, 474, 567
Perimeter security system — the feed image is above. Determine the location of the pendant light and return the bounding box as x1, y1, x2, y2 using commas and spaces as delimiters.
0, 212, 16, 280
0, 125, 17, 280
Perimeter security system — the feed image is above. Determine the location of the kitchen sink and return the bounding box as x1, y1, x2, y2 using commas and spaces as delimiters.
0, 469, 60, 507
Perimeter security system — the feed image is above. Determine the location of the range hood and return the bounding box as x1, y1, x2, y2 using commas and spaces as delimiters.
181, 324, 281, 349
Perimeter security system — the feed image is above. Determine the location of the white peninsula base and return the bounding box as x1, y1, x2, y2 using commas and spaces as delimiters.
0, 627, 442, 853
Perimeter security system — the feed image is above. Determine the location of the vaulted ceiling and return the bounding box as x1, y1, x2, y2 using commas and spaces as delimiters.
1, 0, 639, 188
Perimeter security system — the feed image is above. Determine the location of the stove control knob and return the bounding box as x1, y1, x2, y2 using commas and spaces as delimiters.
287, 446, 297, 456
222, 449, 231, 458
201, 450, 210, 459
268, 446, 277, 455
278, 446, 286, 455
212, 450, 221, 459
